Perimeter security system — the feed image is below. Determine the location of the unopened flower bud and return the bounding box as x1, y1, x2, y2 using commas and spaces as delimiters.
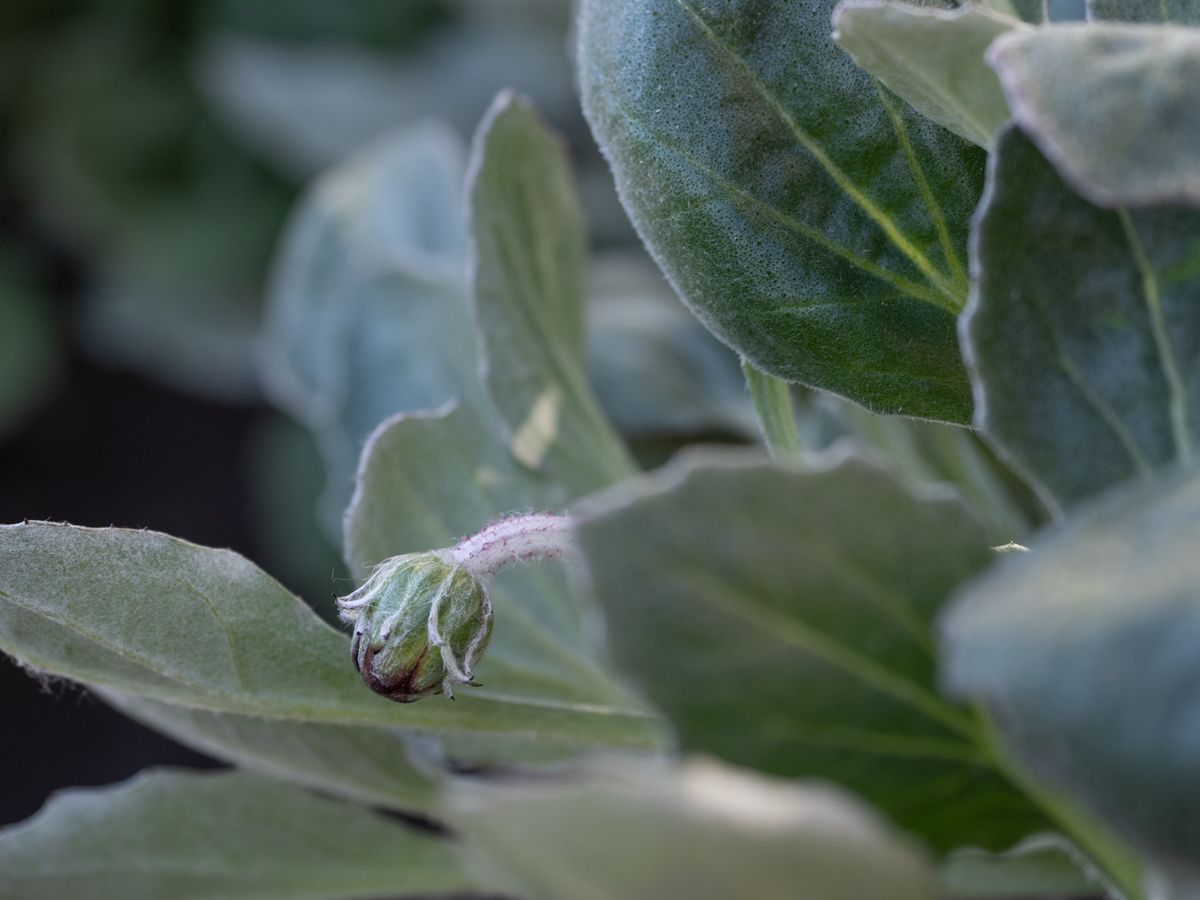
338, 552, 493, 702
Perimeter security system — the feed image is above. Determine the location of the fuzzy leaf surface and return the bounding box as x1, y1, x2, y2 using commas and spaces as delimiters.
575, 449, 1044, 851
261, 123, 480, 525
833, 1, 1019, 148
990, 24, 1200, 207
578, 0, 983, 422
0, 769, 476, 900
965, 128, 1200, 509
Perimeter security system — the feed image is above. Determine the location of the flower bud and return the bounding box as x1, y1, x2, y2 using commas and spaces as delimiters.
338, 552, 493, 702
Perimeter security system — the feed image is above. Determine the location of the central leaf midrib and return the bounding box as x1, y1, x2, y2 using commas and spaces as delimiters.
1118, 208, 1193, 465
610, 95, 956, 313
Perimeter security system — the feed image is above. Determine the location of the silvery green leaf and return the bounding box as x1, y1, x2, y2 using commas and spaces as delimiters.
1088, 0, 1200, 23
586, 254, 758, 440
942, 466, 1200, 879
467, 91, 633, 488
0, 770, 477, 900
578, 0, 983, 423
448, 757, 938, 900
574, 448, 1044, 851
0, 522, 658, 751
263, 121, 467, 426
833, 1, 1021, 148
989, 24, 1200, 207
99, 690, 436, 813
964, 127, 1200, 510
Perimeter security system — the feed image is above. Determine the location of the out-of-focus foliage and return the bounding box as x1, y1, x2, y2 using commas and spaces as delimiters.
0, 252, 59, 440
0, 0, 614, 404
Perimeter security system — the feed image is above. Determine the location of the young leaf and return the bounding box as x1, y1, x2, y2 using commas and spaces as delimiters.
448, 757, 938, 900
1088, 0, 1200, 24
989, 25, 1200, 207
99, 690, 437, 813
833, 1, 1020, 149
943, 466, 1200, 883
964, 127, 1200, 510
264, 121, 468, 423
0, 522, 658, 751
573, 449, 1045, 851
467, 90, 634, 486
0, 769, 478, 900
577, 0, 982, 423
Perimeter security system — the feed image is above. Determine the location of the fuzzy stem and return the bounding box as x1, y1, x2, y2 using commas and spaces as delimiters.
742, 360, 803, 462
444, 513, 576, 578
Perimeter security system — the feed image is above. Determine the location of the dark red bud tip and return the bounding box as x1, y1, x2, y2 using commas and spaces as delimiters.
357, 643, 442, 703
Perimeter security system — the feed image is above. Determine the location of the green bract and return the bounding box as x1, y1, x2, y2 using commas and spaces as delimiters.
339, 553, 493, 702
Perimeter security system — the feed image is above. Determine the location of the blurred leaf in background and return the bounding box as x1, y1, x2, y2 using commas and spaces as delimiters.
0, 251, 60, 441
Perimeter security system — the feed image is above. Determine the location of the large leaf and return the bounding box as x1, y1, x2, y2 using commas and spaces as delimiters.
942, 466, 1200, 885
467, 90, 633, 487
344, 404, 657, 764
99, 690, 436, 813
964, 127, 1200, 510
0, 522, 658, 751
833, 1, 1019, 149
574, 448, 1044, 851
989, 24, 1200, 207
1088, 0, 1200, 24
578, 0, 983, 423
0, 770, 477, 899
449, 757, 937, 900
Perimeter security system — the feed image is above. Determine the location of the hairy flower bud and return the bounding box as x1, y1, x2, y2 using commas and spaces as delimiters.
338, 552, 493, 702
